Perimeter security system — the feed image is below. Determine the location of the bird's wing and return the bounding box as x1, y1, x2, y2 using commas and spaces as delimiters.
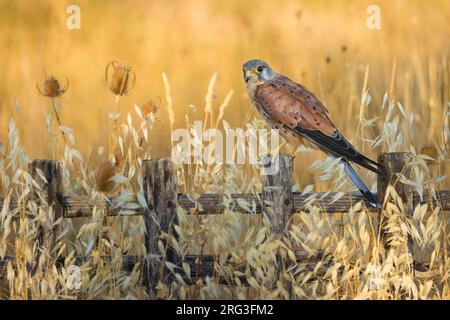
253, 75, 381, 174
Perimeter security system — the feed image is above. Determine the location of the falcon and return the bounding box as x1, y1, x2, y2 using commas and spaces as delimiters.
242, 59, 382, 208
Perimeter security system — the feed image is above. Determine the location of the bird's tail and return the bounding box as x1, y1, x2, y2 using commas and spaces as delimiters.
342, 160, 380, 208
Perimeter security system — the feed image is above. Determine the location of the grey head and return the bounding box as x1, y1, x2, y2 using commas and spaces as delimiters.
242, 59, 276, 83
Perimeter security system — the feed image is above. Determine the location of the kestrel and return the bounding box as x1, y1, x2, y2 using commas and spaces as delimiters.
243, 59, 382, 208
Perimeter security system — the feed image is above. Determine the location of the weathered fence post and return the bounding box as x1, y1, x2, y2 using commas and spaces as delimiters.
260, 154, 294, 297
377, 152, 415, 268
142, 158, 179, 299
260, 154, 294, 235
29, 160, 63, 256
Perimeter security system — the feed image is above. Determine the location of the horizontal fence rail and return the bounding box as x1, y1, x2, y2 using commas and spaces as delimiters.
0, 251, 326, 285
1, 191, 449, 218
0, 152, 449, 298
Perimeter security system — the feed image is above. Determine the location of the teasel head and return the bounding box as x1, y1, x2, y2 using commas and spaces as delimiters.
141, 97, 161, 118
95, 161, 118, 193
37, 75, 69, 98
105, 61, 136, 96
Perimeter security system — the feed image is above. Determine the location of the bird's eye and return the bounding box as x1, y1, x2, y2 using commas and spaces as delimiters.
257, 66, 264, 72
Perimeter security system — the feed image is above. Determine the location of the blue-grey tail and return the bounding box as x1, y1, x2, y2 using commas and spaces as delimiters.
342, 160, 381, 208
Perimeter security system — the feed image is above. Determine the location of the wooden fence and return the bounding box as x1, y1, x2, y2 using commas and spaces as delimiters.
0, 152, 449, 297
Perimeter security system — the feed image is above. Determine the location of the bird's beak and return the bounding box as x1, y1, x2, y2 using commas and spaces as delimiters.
244, 70, 251, 83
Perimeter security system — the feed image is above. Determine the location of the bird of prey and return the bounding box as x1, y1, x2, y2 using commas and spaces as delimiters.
242, 59, 382, 208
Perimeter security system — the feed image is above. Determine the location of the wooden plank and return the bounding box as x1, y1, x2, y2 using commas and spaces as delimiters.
8, 251, 436, 287
142, 158, 179, 298
61, 195, 142, 218
0, 251, 323, 285
1, 190, 449, 218
1, 189, 449, 219
177, 193, 261, 214
413, 190, 450, 210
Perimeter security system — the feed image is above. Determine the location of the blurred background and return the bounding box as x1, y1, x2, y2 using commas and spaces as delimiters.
0, 0, 448, 188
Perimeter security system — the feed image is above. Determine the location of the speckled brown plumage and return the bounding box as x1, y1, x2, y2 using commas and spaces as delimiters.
252, 74, 381, 175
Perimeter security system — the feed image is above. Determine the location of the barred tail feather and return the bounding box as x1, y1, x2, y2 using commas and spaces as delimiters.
343, 160, 380, 208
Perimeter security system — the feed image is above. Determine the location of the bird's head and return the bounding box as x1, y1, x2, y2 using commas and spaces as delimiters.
242, 59, 276, 85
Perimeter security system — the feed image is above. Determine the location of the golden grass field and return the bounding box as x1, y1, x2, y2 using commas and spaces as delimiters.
0, 0, 449, 299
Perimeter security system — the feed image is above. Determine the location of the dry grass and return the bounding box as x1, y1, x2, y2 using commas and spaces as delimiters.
0, 0, 449, 299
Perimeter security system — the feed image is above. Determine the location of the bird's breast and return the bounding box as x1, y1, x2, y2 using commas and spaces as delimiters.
253, 101, 303, 147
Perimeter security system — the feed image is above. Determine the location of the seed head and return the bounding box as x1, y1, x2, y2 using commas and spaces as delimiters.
95, 161, 117, 193
37, 75, 69, 98
141, 97, 161, 118
105, 61, 136, 96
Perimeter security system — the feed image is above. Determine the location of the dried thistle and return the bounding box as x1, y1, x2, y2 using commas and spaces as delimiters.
141, 97, 161, 118
95, 161, 118, 193
105, 61, 136, 96
36, 76, 69, 98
